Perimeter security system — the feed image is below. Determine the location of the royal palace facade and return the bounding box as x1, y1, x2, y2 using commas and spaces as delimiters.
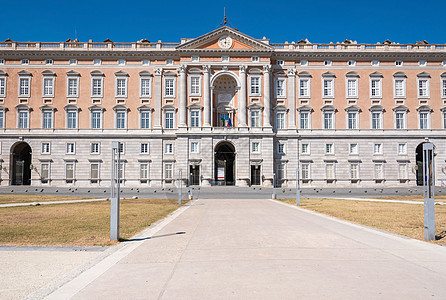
0, 26, 445, 187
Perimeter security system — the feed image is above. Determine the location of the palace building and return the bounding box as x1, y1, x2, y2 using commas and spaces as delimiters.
0, 26, 445, 187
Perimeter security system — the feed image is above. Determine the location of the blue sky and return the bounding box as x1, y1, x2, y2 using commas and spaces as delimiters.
1, 0, 444, 44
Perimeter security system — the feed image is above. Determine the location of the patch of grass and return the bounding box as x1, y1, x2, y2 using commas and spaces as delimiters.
0, 195, 94, 204
0, 198, 182, 247
279, 198, 446, 246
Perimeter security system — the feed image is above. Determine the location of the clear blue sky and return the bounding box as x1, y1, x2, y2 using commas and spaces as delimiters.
1, 0, 444, 44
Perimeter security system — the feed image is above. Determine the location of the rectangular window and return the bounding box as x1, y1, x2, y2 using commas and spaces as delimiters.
398, 143, 407, 155
92, 78, 102, 96
278, 143, 285, 154
91, 111, 101, 129
43, 78, 54, 96
191, 111, 200, 127
19, 111, 28, 128
140, 112, 150, 129
118, 163, 124, 180
165, 163, 173, 181
165, 143, 173, 154
398, 164, 408, 179
347, 112, 358, 129
69, 59, 77, 65
371, 79, 381, 97
419, 112, 429, 129
277, 163, 285, 181
0, 111, 4, 128
140, 143, 149, 154
371, 112, 382, 129
394, 79, 405, 98
165, 112, 174, 128
90, 163, 99, 180
65, 163, 74, 180
41, 163, 49, 181
67, 78, 78, 97
21, 59, 29, 65
349, 143, 358, 154
0, 77, 5, 96
20, 77, 30, 96
67, 111, 77, 129
275, 78, 285, 98
300, 112, 309, 129
250, 77, 260, 95
140, 163, 149, 179
374, 143, 383, 154
116, 112, 126, 129
93, 59, 101, 65
190, 142, 199, 153
118, 59, 126, 65
252, 142, 260, 153
116, 78, 127, 96
119, 143, 124, 153
250, 111, 260, 127
165, 78, 174, 97
41, 142, 50, 154
323, 79, 334, 97
325, 143, 334, 154
301, 163, 310, 180
418, 79, 429, 97
395, 112, 405, 129
299, 79, 310, 98
190, 77, 201, 95
350, 164, 359, 179
140, 78, 151, 97
276, 112, 285, 129
326, 163, 335, 179
442, 79, 446, 98
374, 164, 384, 179
301, 143, 309, 154
43, 111, 53, 129
66, 143, 75, 154
323, 112, 334, 129
443, 112, 446, 129
91, 143, 100, 154
347, 79, 358, 98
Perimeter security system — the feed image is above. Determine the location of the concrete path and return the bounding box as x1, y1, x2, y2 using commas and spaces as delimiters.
45, 198, 446, 299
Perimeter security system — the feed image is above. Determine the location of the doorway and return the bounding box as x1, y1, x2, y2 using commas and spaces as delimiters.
251, 165, 261, 185
10, 142, 32, 185
214, 142, 235, 185
189, 165, 200, 185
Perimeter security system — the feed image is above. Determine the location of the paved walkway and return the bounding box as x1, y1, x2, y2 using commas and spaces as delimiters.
45, 198, 446, 299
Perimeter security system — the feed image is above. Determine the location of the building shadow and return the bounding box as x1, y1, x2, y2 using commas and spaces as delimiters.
120, 231, 186, 242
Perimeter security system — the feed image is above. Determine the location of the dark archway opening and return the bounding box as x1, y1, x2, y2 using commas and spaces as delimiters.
416, 142, 436, 186
10, 142, 32, 185
215, 142, 235, 185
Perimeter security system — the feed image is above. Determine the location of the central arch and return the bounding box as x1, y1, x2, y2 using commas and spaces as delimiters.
214, 141, 235, 186
10, 142, 32, 185
211, 71, 240, 127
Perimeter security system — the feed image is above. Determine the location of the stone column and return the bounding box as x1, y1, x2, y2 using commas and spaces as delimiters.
288, 69, 296, 129
263, 65, 272, 127
178, 65, 187, 127
239, 65, 247, 127
203, 65, 211, 126
154, 68, 162, 128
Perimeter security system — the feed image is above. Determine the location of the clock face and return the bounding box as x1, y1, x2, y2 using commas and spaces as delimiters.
218, 35, 233, 49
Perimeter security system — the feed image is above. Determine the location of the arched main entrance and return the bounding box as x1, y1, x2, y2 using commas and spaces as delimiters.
215, 142, 235, 185
212, 74, 238, 127
415, 142, 435, 186
10, 142, 32, 185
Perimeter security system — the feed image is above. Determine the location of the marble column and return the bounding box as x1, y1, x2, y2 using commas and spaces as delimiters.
263, 65, 272, 127
288, 69, 296, 129
154, 68, 162, 128
203, 65, 211, 127
239, 65, 247, 127
178, 65, 187, 127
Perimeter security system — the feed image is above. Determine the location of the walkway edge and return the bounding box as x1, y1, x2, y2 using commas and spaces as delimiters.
269, 199, 445, 249
36, 200, 196, 300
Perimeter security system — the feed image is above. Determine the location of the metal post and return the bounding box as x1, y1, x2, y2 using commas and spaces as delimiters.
179, 168, 182, 205
272, 172, 276, 199
296, 167, 300, 206
423, 142, 435, 241
110, 141, 121, 241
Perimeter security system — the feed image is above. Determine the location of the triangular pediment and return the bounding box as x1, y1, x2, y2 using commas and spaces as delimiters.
177, 26, 273, 52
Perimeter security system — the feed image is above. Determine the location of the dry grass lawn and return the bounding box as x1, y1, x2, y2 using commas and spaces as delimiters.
0, 198, 181, 247
372, 195, 446, 202
280, 198, 446, 246
0, 194, 93, 204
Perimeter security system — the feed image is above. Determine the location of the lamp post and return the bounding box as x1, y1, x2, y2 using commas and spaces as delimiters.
179, 168, 182, 205
423, 142, 435, 241
272, 172, 276, 199
296, 167, 300, 206
110, 141, 121, 241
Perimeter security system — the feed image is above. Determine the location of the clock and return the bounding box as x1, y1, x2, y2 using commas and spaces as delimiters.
218, 35, 233, 49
